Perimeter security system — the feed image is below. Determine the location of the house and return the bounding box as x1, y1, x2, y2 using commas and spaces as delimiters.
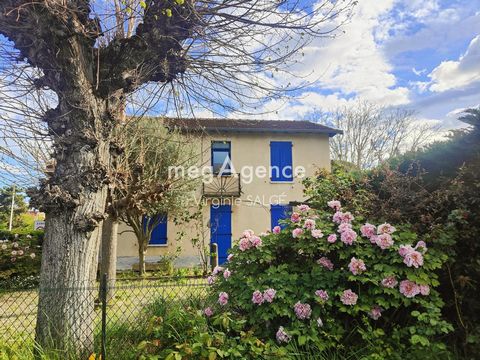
116, 118, 342, 269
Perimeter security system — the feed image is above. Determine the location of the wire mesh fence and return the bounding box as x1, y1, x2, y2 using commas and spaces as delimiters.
0, 276, 209, 359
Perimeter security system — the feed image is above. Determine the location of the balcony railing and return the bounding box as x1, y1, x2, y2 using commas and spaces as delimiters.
202, 174, 242, 198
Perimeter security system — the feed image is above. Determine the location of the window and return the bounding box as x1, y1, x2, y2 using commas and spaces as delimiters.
271, 204, 292, 230
270, 141, 293, 182
212, 141, 231, 174
143, 214, 168, 246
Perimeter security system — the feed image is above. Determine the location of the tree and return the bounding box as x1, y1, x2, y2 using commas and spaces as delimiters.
313, 101, 440, 169
0, 185, 28, 229
112, 118, 200, 276
0, 0, 354, 353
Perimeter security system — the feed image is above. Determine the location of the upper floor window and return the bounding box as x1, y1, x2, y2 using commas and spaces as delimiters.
270, 141, 293, 182
212, 141, 231, 175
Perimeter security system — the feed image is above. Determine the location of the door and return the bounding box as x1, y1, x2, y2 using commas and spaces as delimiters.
210, 204, 232, 265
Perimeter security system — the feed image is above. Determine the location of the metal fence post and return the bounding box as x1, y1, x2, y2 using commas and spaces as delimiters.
100, 273, 107, 360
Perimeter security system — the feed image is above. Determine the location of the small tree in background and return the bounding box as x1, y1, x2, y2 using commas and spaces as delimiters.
0, 186, 28, 230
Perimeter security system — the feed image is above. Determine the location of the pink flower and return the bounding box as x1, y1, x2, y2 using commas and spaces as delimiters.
369, 306, 382, 320
273, 226, 281, 234
403, 250, 424, 268
398, 244, 415, 257
263, 288, 276, 303
375, 233, 394, 249
317, 257, 334, 271
311, 229, 324, 239
317, 317, 324, 327
315, 289, 329, 302
377, 223, 396, 234
11, 250, 17, 256
223, 269, 231, 279
227, 254, 233, 261
252, 290, 264, 305
415, 241, 428, 253
250, 236, 262, 248
204, 307, 213, 317
218, 292, 229, 306
242, 229, 255, 238
399, 280, 420, 298
340, 228, 357, 245
327, 234, 337, 243
30, 253, 36, 259
381, 276, 398, 288
419, 284, 430, 296
276, 327, 291, 343
337, 222, 352, 233
290, 212, 301, 223
207, 276, 215, 285
17, 250, 24, 256
360, 223, 376, 238
327, 200, 342, 211
292, 228, 304, 238
239, 238, 251, 251
298, 204, 311, 212
348, 257, 366, 275
340, 289, 358, 305
212, 266, 223, 275
1, 244, 7, 250
304, 219, 316, 230
294, 302, 312, 319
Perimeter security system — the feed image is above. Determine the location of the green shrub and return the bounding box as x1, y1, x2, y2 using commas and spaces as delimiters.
209, 202, 452, 359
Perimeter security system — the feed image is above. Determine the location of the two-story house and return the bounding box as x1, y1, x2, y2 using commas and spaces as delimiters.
116, 118, 341, 268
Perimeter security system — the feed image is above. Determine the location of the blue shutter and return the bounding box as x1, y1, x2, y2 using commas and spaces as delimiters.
144, 214, 168, 245
210, 205, 232, 264
271, 204, 292, 229
270, 141, 293, 181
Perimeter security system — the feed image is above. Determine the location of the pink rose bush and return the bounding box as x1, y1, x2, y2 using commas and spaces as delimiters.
207, 201, 451, 352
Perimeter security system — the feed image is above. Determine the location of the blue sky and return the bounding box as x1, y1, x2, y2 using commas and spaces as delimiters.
224, 0, 480, 131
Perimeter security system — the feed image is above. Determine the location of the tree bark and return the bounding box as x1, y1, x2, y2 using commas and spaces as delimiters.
100, 216, 119, 301
138, 242, 146, 276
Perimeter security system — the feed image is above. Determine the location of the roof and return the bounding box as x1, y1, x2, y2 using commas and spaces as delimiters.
163, 118, 342, 137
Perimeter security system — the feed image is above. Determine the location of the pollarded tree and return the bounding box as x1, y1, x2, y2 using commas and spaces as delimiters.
0, 0, 355, 354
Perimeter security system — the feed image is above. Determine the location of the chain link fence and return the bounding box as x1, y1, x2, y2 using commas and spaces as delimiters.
0, 276, 209, 359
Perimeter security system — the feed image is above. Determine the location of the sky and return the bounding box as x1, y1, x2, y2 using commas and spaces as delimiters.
227, 0, 480, 131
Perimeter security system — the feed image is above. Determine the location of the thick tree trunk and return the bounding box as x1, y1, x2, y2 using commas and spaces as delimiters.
100, 216, 118, 301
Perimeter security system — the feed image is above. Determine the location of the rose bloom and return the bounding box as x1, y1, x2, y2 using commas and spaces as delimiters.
204, 307, 213, 317
223, 269, 231, 279
218, 292, 229, 306
1, 244, 7, 250
273, 226, 281, 234
403, 250, 424, 268
298, 204, 311, 212
239, 238, 251, 251
263, 288, 276, 303
227, 254, 234, 262
317, 257, 334, 271
292, 228, 304, 238
207, 276, 215, 285
250, 236, 262, 248
317, 317, 324, 327
304, 219, 316, 230
377, 223, 396, 235
294, 302, 312, 319
332, 211, 343, 224
290, 212, 301, 223
242, 229, 255, 238
212, 266, 223, 275
419, 284, 430, 296
369, 306, 382, 320
348, 257, 366, 275
327, 200, 342, 211
360, 223, 376, 238
252, 290, 264, 305
340, 228, 357, 245
327, 234, 337, 243
340, 289, 358, 305
311, 229, 324, 239
398, 244, 415, 257
337, 222, 352, 233
315, 289, 329, 302
29, 253, 36, 259
375, 233, 394, 249
11, 250, 17, 256
399, 280, 420, 298
17, 250, 24, 256
381, 276, 398, 288
276, 327, 291, 343
415, 240, 428, 253
340, 212, 354, 223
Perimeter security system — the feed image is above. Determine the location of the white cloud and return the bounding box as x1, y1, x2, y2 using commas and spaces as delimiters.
428, 35, 480, 92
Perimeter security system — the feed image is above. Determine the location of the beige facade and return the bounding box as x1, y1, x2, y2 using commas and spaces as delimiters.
116, 120, 338, 269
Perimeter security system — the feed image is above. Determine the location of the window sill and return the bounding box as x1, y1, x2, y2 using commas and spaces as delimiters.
269, 180, 295, 184
148, 244, 168, 248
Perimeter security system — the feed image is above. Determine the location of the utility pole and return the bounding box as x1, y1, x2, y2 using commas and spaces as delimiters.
8, 184, 15, 231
